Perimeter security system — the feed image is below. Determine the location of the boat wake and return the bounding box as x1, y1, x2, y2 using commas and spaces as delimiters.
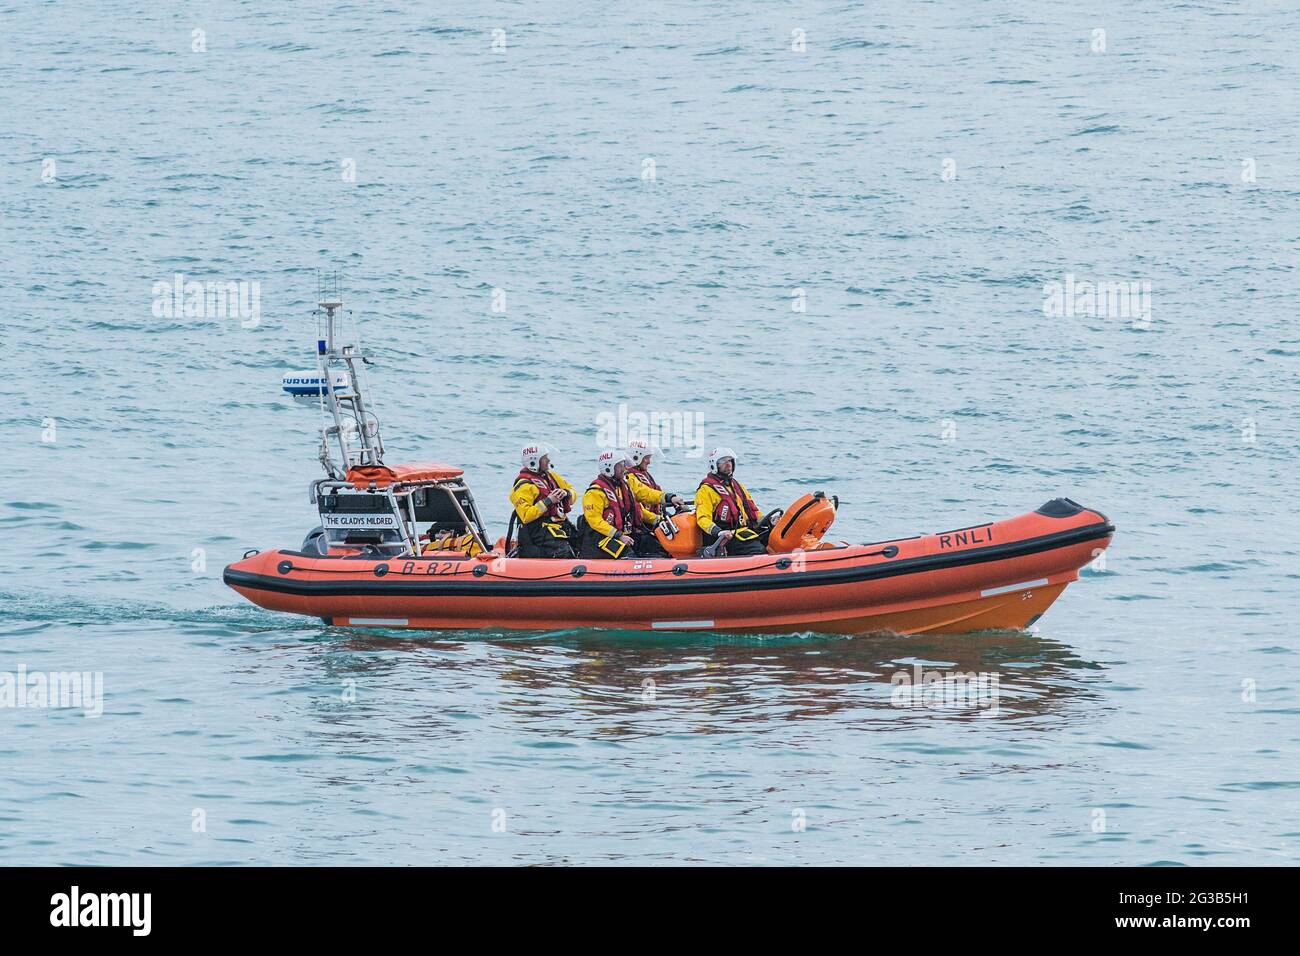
0, 589, 312, 633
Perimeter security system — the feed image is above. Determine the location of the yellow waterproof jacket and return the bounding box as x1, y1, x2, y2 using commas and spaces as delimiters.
509, 470, 576, 524
583, 475, 665, 538
695, 479, 759, 536
422, 531, 485, 557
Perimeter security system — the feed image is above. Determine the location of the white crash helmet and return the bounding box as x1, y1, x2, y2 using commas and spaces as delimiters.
707, 446, 737, 475
521, 442, 556, 472
598, 449, 632, 478
627, 439, 662, 467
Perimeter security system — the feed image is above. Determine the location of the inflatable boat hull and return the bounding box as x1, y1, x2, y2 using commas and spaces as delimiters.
224, 500, 1113, 635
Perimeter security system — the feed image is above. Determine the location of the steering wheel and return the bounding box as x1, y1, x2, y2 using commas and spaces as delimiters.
756, 509, 784, 535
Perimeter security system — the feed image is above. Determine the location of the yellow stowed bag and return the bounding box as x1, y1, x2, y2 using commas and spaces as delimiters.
423, 531, 484, 557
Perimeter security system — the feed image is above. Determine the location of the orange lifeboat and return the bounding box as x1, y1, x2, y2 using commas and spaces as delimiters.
239, 290, 1115, 636
225, 498, 1113, 635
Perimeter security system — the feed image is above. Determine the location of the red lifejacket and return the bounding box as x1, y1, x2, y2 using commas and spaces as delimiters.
514, 469, 570, 521
629, 464, 661, 493
589, 474, 640, 534
699, 474, 760, 529
629, 465, 662, 515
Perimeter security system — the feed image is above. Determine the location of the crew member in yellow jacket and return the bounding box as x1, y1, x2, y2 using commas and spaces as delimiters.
580, 450, 685, 559
626, 440, 665, 518
510, 442, 578, 558
695, 445, 767, 557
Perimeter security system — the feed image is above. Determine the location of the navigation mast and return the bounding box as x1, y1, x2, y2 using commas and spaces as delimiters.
313, 272, 385, 478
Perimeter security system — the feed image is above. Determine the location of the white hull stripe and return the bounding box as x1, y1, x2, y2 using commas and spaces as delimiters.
651, 620, 715, 630
980, 578, 1049, 598
347, 618, 410, 626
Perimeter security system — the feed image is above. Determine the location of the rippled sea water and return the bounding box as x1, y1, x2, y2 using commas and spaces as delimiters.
2, 1, 1297, 864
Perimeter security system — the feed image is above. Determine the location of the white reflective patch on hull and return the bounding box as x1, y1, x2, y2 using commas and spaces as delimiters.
980, 578, 1049, 598
346, 618, 409, 626
651, 619, 715, 630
